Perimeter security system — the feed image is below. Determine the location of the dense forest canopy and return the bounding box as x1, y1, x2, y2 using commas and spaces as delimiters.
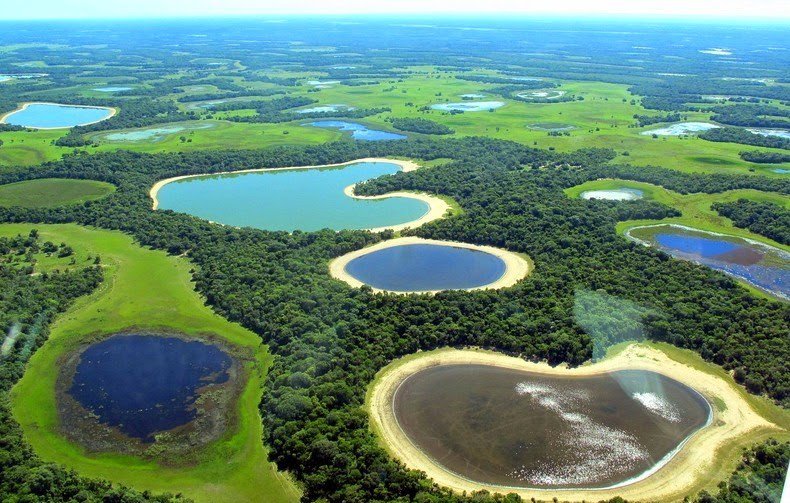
0, 136, 786, 501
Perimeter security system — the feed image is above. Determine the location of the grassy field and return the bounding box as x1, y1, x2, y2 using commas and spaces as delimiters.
5, 223, 299, 503
0, 178, 115, 207
2, 72, 789, 178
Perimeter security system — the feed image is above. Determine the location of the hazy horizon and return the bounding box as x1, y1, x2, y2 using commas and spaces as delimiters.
2, 0, 789, 22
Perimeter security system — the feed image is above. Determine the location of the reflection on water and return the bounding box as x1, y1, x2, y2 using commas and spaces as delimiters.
394, 365, 710, 488
581, 188, 643, 201
68, 334, 232, 442
304, 120, 406, 141
157, 162, 428, 231
344, 243, 506, 292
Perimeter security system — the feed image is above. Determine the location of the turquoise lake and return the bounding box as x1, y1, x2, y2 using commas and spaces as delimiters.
345, 243, 506, 292
101, 122, 214, 142
3, 103, 113, 128
156, 161, 429, 231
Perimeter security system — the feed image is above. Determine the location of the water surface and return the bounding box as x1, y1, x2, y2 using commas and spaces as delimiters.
102, 122, 214, 142
640, 122, 719, 136
296, 104, 355, 114
394, 365, 710, 488
630, 225, 789, 300
304, 120, 406, 141
157, 161, 427, 231
747, 128, 790, 140
3, 103, 113, 128
581, 188, 643, 201
431, 101, 505, 112
94, 86, 132, 92
68, 334, 232, 442
345, 243, 506, 292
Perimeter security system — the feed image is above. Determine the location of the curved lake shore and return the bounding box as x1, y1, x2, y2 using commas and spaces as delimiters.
329, 236, 531, 294
367, 345, 782, 501
0, 101, 116, 129
150, 158, 448, 232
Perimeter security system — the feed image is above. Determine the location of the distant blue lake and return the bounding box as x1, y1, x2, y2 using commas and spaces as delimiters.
345, 243, 507, 292
156, 161, 428, 231
632, 226, 789, 300
431, 101, 505, 112
296, 104, 354, 114
93, 86, 132, 92
655, 234, 740, 258
68, 334, 232, 442
304, 120, 406, 141
773, 169, 789, 174
3, 103, 113, 128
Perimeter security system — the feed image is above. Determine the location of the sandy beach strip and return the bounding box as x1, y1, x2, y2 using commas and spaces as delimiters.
0, 102, 117, 130
342, 184, 450, 233
328, 236, 532, 294
149, 157, 421, 210
366, 345, 785, 502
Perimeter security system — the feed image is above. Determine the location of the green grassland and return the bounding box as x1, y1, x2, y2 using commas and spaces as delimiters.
4, 223, 299, 503
3, 71, 789, 177
0, 178, 115, 207
565, 178, 789, 251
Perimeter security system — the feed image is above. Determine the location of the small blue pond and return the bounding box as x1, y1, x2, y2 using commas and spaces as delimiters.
655, 234, 740, 258
304, 120, 406, 141
773, 169, 790, 174
3, 103, 113, 128
93, 86, 132, 92
68, 334, 232, 442
345, 243, 507, 292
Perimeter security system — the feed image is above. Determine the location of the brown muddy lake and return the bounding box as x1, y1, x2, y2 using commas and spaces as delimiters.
393, 365, 711, 489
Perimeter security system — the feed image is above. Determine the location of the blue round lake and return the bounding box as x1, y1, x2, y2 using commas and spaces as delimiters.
3, 103, 114, 129
155, 161, 429, 231
304, 120, 406, 141
344, 243, 507, 292
67, 334, 233, 442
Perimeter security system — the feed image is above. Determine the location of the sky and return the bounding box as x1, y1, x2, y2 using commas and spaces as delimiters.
1, 0, 789, 21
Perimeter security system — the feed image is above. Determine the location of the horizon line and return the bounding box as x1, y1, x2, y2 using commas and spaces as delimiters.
1, 12, 789, 23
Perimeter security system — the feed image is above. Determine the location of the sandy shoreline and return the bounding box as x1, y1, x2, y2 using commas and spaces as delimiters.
367, 345, 785, 502
149, 158, 448, 233
0, 101, 117, 130
329, 236, 532, 294
342, 183, 449, 233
